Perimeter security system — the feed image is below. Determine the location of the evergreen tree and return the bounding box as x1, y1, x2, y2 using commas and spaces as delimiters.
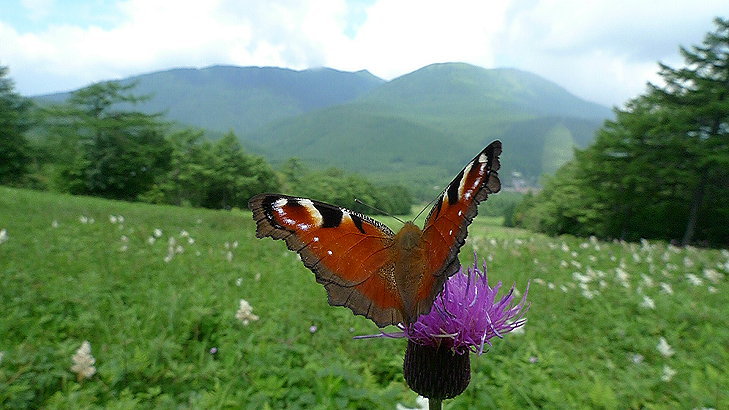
0, 65, 33, 184
203, 132, 279, 209
645, 17, 729, 244
42, 81, 171, 200
516, 18, 729, 245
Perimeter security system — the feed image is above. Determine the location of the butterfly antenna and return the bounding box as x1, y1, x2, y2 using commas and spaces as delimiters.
354, 198, 405, 224
414, 185, 447, 223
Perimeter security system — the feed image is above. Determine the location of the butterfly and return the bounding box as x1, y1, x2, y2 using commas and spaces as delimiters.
249, 140, 501, 327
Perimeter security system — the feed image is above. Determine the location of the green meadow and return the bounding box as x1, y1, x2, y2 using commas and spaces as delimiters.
1, 186, 727, 409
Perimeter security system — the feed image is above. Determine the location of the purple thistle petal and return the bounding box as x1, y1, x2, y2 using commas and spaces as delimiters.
401, 255, 530, 355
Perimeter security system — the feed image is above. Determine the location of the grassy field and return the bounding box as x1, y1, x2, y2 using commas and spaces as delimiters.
1, 186, 727, 409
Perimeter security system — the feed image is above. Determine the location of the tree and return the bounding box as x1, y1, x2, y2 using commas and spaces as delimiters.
516, 18, 729, 245
0, 65, 33, 184
645, 17, 729, 244
42, 81, 171, 200
203, 132, 279, 209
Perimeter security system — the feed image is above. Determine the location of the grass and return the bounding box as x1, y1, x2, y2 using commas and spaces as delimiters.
1, 186, 727, 408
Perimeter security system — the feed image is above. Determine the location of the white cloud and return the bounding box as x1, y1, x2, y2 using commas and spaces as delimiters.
0, 0, 726, 106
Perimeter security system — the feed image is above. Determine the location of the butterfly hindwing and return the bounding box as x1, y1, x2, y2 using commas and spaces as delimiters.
249, 194, 406, 326
418, 140, 502, 308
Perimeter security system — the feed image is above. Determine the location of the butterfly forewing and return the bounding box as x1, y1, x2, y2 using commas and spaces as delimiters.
249, 194, 405, 326
419, 141, 502, 304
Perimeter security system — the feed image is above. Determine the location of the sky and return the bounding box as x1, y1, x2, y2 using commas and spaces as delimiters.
0, 0, 726, 107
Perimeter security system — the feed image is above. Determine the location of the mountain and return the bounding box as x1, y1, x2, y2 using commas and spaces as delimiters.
33, 63, 612, 197
250, 63, 612, 197
37, 65, 385, 137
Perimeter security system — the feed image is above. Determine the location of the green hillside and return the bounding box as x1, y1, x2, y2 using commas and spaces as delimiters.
37, 65, 385, 137
2, 187, 726, 408
253, 63, 611, 192
33, 63, 611, 192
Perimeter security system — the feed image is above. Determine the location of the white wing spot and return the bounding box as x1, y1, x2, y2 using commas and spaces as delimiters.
449, 229, 453, 235
327, 250, 333, 255
479, 153, 489, 163
458, 162, 473, 200
298, 199, 323, 227
274, 198, 288, 208
458, 210, 463, 216
313, 236, 319, 242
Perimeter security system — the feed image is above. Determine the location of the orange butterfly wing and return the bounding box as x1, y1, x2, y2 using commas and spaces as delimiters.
417, 140, 502, 310
248, 194, 405, 326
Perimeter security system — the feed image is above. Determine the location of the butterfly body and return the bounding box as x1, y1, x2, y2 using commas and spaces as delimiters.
249, 141, 502, 327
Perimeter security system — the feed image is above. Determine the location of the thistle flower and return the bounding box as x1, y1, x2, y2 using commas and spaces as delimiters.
360, 256, 529, 404
71, 341, 96, 381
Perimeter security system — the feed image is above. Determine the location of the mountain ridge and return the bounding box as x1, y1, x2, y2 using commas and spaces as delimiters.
32, 62, 612, 197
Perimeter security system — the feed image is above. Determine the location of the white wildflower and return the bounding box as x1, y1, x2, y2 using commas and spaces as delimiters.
235, 277, 243, 286
702, 268, 722, 284
661, 365, 676, 382
396, 396, 429, 410
560, 260, 568, 268
683, 256, 694, 268
573, 272, 591, 284
180, 230, 189, 237
153, 228, 163, 238
708, 286, 718, 294
657, 337, 675, 357
79, 216, 89, 224
120, 235, 128, 243
109, 215, 118, 224
686, 274, 703, 286
632, 252, 641, 263
641, 274, 654, 288
561, 243, 570, 252
235, 299, 259, 325
0, 229, 7, 244
640, 295, 655, 310
232, 240, 239, 249
630, 353, 644, 364
588, 255, 597, 262
71, 341, 96, 380
580, 242, 589, 249
117, 215, 124, 223
226, 251, 233, 262
52, 220, 59, 228
187, 237, 195, 245
571, 251, 578, 258
570, 260, 582, 269
254, 272, 261, 281
659, 282, 673, 295
147, 236, 156, 245
615, 267, 630, 288
0, 351, 4, 363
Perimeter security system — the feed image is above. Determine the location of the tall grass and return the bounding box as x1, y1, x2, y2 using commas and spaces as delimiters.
1, 186, 727, 408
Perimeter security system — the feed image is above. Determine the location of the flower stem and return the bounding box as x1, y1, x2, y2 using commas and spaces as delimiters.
429, 398, 442, 410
